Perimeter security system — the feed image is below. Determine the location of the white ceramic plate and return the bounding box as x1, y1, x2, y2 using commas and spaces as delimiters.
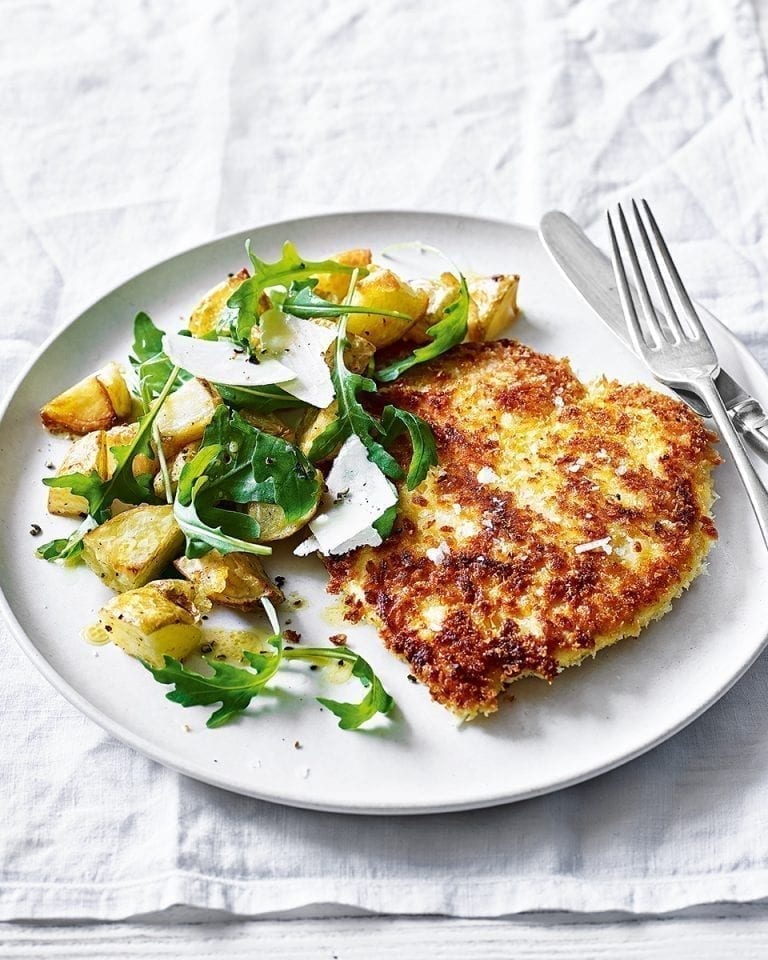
1, 211, 767, 815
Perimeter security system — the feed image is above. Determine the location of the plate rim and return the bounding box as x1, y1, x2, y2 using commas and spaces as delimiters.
2, 208, 767, 815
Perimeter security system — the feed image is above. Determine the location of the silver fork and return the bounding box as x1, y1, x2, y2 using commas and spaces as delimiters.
607, 199, 768, 548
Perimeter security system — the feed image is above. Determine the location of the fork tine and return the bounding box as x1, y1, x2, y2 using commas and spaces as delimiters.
615, 203, 663, 348
641, 200, 706, 341
607, 210, 654, 352
630, 199, 687, 344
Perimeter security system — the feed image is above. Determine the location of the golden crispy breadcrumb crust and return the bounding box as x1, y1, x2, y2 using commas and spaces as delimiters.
324, 340, 720, 718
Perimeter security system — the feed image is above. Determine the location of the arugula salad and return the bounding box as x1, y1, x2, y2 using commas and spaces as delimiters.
36, 241, 518, 729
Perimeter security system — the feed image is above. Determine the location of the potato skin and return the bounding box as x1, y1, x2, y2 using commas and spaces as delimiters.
47, 430, 108, 518
94, 579, 209, 667
105, 422, 159, 479
405, 272, 461, 344
295, 402, 339, 461
403, 273, 520, 345
96, 361, 133, 419
175, 550, 284, 610
314, 248, 372, 303
466, 274, 519, 341
82, 503, 184, 592
152, 442, 199, 498
246, 469, 322, 540
347, 268, 427, 347
238, 410, 294, 441
188, 268, 250, 337
40, 362, 132, 435
155, 378, 221, 457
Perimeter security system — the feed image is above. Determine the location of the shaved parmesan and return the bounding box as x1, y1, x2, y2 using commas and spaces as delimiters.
165, 310, 337, 408
574, 536, 613, 555
476, 466, 500, 485
294, 435, 398, 557
164, 333, 294, 386
425, 541, 450, 565
259, 309, 336, 407
293, 535, 320, 557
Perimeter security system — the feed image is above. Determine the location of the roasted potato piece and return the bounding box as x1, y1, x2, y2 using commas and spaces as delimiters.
188, 268, 250, 337
246, 470, 322, 540
340, 331, 375, 374
314, 248, 372, 303
105, 422, 159, 479
155, 378, 221, 456
152, 442, 199, 498
405, 272, 461, 344
47, 430, 108, 518
238, 410, 294, 441
40, 361, 132, 435
308, 318, 375, 373
466, 274, 519, 342
82, 504, 184, 592
92, 580, 209, 667
295, 403, 340, 461
175, 550, 284, 610
95, 361, 133, 419
347, 268, 428, 347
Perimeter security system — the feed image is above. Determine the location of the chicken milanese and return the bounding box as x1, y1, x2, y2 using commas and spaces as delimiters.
325, 339, 720, 718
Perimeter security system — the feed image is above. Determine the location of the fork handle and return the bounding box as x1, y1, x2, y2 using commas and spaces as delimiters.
695, 377, 768, 548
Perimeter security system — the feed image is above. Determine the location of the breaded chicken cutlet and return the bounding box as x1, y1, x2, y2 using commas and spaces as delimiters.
325, 340, 720, 718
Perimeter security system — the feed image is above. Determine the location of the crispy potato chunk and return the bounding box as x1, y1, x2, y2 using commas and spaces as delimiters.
47, 430, 108, 518
402, 273, 520, 345
175, 550, 284, 610
405, 272, 461, 344
246, 471, 322, 540
347, 268, 427, 347
466, 274, 519, 341
40, 362, 132, 435
95, 361, 133, 419
238, 410, 294, 441
340, 331, 375, 374
155, 378, 221, 457
105, 422, 159, 479
188, 268, 250, 337
314, 248, 372, 303
92, 580, 209, 667
152, 442, 199, 498
294, 403, 339, 461
82, 504, 184, 592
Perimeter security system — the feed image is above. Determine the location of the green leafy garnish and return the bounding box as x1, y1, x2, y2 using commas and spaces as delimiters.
279, 282, 411, 324
380, 405, 438, 490
38, 365, 180, 562
226, 241, 367, 345
376, 271, 470, 382
290, 647, 395, 730
173, 406, 321, 558
145, 636, 394, 730
214, 383, 309, 413
308, 314, 437, 490
146, 638, 284, 728
130, 312, 191, 401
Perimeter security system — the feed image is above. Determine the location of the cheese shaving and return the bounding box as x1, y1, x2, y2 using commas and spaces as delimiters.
259, 309, 336, 407
294, 435, 398, 558
164, 332, 294, 386
574, 536, 613, 555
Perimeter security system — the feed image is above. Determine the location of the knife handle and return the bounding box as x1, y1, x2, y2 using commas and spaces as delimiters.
730, 398, 768, 465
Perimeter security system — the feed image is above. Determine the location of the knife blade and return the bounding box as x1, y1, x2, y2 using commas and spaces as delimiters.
539, 210, 768, 464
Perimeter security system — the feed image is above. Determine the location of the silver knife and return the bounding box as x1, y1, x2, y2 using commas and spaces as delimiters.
539, 210, 768, 464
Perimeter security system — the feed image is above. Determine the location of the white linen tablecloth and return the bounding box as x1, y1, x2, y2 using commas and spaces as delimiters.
1, 0, 768, 925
